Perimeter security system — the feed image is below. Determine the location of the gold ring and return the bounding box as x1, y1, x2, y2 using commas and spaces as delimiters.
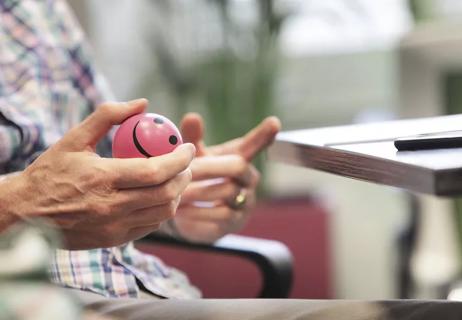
231, 189, 247, 210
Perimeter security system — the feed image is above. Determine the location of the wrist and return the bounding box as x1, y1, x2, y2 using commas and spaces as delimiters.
0, 173, 29, 232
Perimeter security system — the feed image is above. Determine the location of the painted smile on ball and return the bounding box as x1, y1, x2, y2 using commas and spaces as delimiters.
133, 121, 153, 158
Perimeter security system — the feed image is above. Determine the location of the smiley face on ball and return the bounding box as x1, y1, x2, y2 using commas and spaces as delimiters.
112, 113, 183, 158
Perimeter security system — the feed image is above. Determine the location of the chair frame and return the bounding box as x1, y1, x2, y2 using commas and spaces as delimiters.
140, 233, 294, 298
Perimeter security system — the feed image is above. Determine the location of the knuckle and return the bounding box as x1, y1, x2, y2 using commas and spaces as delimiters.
147, 163, 163, 184
129, 170, 147, 186
167, 201, 177, 214
106, 170, 121, 188
162, 182, 179, 202
87, 175, 104, 190
228, 184, 240, 197
83, 167, 110, 190
109, 193, 127, 209
183, 168, 193, 183
90, 202, 112, 216
222, 207, 234, 221
177, 169, 192, 189
163, 201, 177, 219
97, 103, 113, 116
178, 148, 193, 165
151, 205, 175, 221
25, 163, 46, 183
234, 156, 248, 175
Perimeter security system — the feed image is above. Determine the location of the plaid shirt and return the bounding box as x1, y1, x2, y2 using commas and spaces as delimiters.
0, 0, 200, 299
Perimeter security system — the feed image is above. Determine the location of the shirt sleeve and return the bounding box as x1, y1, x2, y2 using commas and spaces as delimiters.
0, 98, 42, 173
0, 0, 116, 168
0, 119, 21, 170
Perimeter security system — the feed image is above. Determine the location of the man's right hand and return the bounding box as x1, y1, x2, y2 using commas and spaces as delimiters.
1, 99, 195, 250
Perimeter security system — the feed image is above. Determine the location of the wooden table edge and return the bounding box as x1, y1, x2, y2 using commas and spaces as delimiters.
267, 139, 455, 196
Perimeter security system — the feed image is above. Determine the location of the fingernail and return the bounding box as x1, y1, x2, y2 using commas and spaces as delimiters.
183, 143, 196, 156
267, 116, 282, 131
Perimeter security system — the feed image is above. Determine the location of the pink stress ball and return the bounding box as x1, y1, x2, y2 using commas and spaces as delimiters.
112, 113, 183, 158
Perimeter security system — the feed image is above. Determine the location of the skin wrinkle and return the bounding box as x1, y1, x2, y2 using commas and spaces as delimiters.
31, 156, 120, 221
26, 169, 102, 219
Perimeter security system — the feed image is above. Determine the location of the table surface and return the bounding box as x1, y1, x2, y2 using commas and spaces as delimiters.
268, 114, 462, 196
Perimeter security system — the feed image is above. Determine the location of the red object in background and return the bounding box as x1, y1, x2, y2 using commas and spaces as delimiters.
138, 196, 332, 298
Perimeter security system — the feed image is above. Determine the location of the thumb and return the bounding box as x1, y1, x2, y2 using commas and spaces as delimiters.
57, 98, 148, 151
180, 112, 207, 156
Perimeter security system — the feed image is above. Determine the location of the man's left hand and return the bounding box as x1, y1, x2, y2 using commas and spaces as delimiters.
172, 113, 280, 243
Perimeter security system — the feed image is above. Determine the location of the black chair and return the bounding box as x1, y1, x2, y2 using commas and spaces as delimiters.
139, 233, 294, 298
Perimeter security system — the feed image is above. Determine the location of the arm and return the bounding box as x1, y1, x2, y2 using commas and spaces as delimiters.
0, 174, 21, 231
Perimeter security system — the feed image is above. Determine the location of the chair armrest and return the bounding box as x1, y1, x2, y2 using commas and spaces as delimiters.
139, 233, 293, 298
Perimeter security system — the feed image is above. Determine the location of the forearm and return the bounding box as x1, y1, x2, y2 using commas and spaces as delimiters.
0, 172, 24, 232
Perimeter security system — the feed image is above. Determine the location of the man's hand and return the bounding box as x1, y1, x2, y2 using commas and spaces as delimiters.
180, 113, 281, 159
1, 99, 195, 250
171, 113, 280, 243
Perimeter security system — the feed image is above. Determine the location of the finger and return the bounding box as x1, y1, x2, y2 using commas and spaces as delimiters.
102, 143, 195, 188
177, 205, 238, 222
181, 180, 240, 203
61, 229, 108, 250
209, 117, 281, 160
125, 224, 161, 242
117, 172, 190, 210
173, 219, 228, 243
48, 214, 82, 229
226, 187, 256, 210
238, 116, 281, 161
246, 165, 261, 188
57, 99, 148, 151
175, 205, 251, 240
190, 155, 252, 182
122, 201, 179, 228
180, 112, 207, 156
229, 164, 260, 188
